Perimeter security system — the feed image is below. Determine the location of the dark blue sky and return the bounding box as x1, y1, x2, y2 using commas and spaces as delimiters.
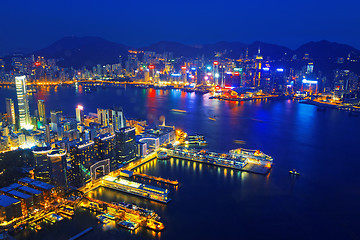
1, 0, 359, 55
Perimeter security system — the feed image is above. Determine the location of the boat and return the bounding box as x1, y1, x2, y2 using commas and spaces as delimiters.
186, 135, 207, 145
171, 109, 187, 113
289, 169, 300, 175
146, 220, 165, 231
27, 88, 37, 94
157, 151, 169, 160
117, 220, 139, 230
96, 214, 113, 224
208, 117, 216, 121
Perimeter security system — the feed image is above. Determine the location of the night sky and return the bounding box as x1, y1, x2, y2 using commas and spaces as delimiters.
0, 0, 359, 55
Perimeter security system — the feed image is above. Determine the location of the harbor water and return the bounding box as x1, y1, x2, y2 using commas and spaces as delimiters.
1, 85, 359, 240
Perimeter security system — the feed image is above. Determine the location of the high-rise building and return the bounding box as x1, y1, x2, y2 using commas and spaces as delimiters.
33, 146, 52, 183
94, 134, 116, 170
68, 141, 96, 187
254, 48, 263, 88
97, 108, 109, 126
37, 100, 46, 127
111, 107, 126, 131
15, 76, 31, 129
5, 98, 16, 125
76, 105, 84, 123
46, 149, 67, 186
115, 127, 136, 167
50, 110, 62, 132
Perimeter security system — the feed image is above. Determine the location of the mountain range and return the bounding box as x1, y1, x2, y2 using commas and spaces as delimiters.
16, 36, 360, 68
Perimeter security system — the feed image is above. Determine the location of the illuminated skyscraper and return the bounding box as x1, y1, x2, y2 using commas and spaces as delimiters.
213, 61, 219, 85
5, 98, 16, 125
254, 48, 263, 87
76, 105, 84, 123
97, 108, 109, 126
111, 107, 126, 131
37, 100, 46, 127
15, 76, 31, 129
115, 127, 136, 167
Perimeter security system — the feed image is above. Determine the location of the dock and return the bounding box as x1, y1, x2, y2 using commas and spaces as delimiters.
68, 227, 93, 240
133, 172, 179, 186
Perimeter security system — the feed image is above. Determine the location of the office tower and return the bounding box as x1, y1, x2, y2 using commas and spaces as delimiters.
115, 127, 136, 168
46, 149, 67, 186
5, 98, 16, 125
213, 61, 219, 85
94, 134, 116, 170
111, 107, 126, 131
15, 76, 31, 129
254, 48, 263, 88
50, 110, 62, 124
45, 124, 51, 144
50, 110, 62, 132
37, 100, 46, 126
97, 108, 109, 126
68, 141, 96, 187
76, 105, 84, 123
33, 146, 52, 183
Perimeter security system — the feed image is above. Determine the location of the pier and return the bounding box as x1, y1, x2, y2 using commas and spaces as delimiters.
133, 172, 179, 186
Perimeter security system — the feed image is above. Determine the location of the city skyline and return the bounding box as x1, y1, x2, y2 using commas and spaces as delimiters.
1, 0, 360, 55
1, 1, 360, 239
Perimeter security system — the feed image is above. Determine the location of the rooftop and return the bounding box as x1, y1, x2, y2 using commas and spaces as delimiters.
18, 186, 42, 195
0, 194, 20, 207
0, 183, 22, 193
8, 190, 32, 200
30, 180, 55, 191
18, 177, 35, 184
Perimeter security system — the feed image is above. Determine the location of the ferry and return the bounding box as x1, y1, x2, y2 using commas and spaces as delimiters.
146, 220, 165, 231
171, 109, 187, 113
118, 220, 139, 231
186, 135, 207, 146
112, 202, 158, 218
157, 151, 169, 160
233, 140, 246, 144
289, 169, 300, 175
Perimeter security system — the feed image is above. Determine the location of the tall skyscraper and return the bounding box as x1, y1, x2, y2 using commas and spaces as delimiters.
50, 110, 62, 132
115, 127, 136, 168
97, 108, 109, 126
254, 48, 263, 88
111, 107, 126, 131
15, 76, 31, 129
76, 105, 84, 123
37, 100, 46, 126
5, 98, 16, 125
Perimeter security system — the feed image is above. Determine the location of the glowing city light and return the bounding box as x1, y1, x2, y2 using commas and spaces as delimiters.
77, 105, 84, 110
302, 79, 318, 84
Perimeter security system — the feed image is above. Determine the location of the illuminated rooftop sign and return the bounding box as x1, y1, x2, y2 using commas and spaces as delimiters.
302, 79, 318, 84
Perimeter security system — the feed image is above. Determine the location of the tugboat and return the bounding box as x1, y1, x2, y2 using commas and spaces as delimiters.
157, 151, 169, 160
289, 169, 300, 176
